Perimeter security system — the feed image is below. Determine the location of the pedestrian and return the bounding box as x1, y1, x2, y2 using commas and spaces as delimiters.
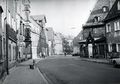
65, 53, 66, 56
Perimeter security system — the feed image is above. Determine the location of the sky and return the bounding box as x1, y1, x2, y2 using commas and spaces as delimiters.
30, 0, 97, 37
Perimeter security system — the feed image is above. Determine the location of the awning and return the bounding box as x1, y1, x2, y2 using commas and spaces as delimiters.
78, 37, 106, 44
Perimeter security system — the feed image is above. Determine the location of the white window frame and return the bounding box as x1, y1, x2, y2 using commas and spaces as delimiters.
114, 21, 120, 31
117, 44, 120, 52
8, 11, 11, 26
108, 44, 112, 52
118, 1, 120, 10
103, 6, 107, 12
106, 23, 111, 32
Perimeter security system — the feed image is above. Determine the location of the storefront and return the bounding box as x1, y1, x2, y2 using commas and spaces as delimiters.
79, 33, 107, 58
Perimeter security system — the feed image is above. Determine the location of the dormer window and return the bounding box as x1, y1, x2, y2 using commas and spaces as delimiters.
102, 6, 108, 12
117, 1, 120, 10
39, 20, 42, 23
94, 16, 100, 23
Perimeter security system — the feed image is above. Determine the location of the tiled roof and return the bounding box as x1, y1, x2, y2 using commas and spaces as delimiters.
84, 0, 116, 28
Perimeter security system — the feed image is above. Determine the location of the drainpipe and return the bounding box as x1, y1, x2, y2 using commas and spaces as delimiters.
6, 0, 9, 75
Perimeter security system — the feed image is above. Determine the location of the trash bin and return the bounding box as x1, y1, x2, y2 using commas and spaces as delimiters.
29, 64, 34, 69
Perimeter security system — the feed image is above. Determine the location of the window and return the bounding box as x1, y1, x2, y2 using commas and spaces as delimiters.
114, 21, 120, 31
8, 11, 11, 26
0, 38, 2, 60
112, 44, 117, 52
108, 44, 112, 52
94, 16, 100, 23
23, 24, 25, 36
102, 6, 108, 12
20, 21, 22, 35
114, 31, 120, 37
11, 17, 16, 31
117, 1, 120, 10
8, 44, 11, 61
94, 28, 97, 33
118, 44, 120, 52
106, 23, 111, 32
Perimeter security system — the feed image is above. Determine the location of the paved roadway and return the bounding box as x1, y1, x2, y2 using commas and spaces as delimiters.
37, 55, 120, 84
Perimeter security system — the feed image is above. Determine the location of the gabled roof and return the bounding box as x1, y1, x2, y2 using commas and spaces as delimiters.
104, 0, 120, 22
73, 30, 83, 46
83, 0, 116, 28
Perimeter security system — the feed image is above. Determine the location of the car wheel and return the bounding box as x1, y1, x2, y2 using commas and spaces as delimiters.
113, 60, 118, 67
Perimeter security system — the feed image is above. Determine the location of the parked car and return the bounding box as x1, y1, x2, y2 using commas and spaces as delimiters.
72, 53, 80, 56
111, 58, 120, 67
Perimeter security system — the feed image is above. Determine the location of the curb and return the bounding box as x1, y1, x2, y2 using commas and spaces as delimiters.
37, 67, 53, 84
81, 58, 111, 65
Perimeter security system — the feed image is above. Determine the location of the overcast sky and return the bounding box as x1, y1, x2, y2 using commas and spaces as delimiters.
30, 0, 97, 37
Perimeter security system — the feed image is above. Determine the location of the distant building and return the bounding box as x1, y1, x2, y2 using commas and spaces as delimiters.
63, 35, 74, 55
29, 16, 41, 59
73, 30, 83, 55
45, 27, 54, 56
31, 15, 48, 58
54, 33, 63, 55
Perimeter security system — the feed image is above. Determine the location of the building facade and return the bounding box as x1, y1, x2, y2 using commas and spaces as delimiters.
104, 0, 120, 58
73, 30, 83, 56
45, 27, 54, 56
0, 0, 31, 78
31, 15, 48, 58
54, 33, 63, 55
80, 0, 116, 58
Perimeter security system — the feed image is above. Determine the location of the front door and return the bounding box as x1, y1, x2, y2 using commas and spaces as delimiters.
88, 44, 93, 58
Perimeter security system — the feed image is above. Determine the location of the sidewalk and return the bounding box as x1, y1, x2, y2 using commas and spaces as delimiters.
2, 59, 48, 84
80, 57, 110, 64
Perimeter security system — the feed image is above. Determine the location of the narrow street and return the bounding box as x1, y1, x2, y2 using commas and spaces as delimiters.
37, 55, 120, 84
